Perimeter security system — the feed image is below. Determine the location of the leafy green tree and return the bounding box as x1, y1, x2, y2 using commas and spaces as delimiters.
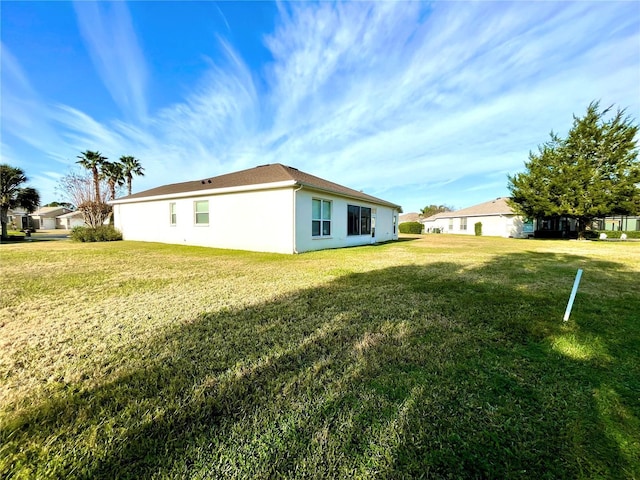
508, 102, 639, 237
101, 161, 125, 200
420, 204, 451, 217
44, 202, 75, 209
0, 164, 41, 238
119, 155, 144, 196
76, 150, 108, 202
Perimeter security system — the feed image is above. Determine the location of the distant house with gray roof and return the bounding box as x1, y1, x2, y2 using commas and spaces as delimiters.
110, 163, 401, 254
399, 212, 423, 224
422, 197, 534, 238
31, 206, 73, 230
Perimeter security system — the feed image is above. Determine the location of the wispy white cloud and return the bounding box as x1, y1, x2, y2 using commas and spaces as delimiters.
73, 1, 148, 121
2, 2, 639, 210
251, 1, 640, 204
0, 43, 65, 162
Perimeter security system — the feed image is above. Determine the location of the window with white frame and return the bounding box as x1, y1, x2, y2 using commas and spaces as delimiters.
448, 218, 454, 231
194, 200, 209, 225
312, 199, 331, 237
347, 205, 372, 236
460, 218, 467, 231
169, 202, 177, 225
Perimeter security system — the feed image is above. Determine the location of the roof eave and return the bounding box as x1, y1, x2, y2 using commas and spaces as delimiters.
109, 180, 298, 205
296, 182, 401, 209
109, 179, 401, 210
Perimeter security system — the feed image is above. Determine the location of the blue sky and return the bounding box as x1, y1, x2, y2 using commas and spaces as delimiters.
2, 1, 639, 213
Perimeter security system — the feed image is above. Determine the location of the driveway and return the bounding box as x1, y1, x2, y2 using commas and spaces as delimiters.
30, 230, 71, 241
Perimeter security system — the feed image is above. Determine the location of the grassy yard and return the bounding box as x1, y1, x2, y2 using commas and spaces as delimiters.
1, 235, 638, 479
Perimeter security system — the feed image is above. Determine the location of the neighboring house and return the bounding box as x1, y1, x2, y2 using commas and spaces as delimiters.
594, 216, 640, 232
6, 207, 31, 230
399, 212, 422, 224
422, 211, 454, 233
422, 197, 534, 238
110, 163, 401, 254
31, 206, 73, 230
530, 215, 640, 239
57, 210, 87, 229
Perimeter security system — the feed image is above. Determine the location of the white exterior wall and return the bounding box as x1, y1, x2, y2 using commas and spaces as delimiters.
294, 189, 399, 253
423, 215, 528, 238
475, 215, 511, 237
35, 217, 57, 230
114, 186, 400, 254
61, 216, 87, 229
423, 217, 449, 233
114, 188, 295, 254
70, 217, 86, 229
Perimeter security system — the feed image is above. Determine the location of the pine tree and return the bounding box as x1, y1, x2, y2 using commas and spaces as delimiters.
508, 102, 639, 237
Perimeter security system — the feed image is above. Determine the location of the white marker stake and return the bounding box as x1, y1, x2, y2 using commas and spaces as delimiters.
563, 269, 583, 322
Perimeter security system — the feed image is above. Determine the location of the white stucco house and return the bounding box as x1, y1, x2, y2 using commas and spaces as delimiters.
422, 197, 534, 238
57, 210, 87, 229
110, 164, 401, 254
31, 206, 73, 230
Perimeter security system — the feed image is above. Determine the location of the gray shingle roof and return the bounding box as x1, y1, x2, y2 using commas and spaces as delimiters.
423, 198, 515, 220
423, 211, 454, 221
57, 210, 83, 219
32, 206, 71, 217
399, 212, 423, 223
113, 163, 400, 208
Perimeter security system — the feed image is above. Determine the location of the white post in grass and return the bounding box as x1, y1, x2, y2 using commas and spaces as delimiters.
563, 269, 583, 322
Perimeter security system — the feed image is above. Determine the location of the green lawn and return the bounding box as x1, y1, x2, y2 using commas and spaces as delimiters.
1, 235, 639, 479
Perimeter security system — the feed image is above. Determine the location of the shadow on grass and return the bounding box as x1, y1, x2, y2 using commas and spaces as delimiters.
2, 252, 639, 479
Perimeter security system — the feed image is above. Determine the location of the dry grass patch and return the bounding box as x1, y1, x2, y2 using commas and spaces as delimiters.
1, 236, 639, 478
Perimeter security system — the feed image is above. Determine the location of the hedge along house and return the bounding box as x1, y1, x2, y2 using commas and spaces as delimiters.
110, 164, 401, 254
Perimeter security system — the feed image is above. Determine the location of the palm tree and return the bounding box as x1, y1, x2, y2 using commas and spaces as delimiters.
0, 164, 41, 239
119, 155, 145, 196
100, 161, 125, 201
76, 150, 107, 202
420, 204, 451, 217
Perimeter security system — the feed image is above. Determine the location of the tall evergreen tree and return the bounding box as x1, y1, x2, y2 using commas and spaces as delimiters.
508, 102, 639, 237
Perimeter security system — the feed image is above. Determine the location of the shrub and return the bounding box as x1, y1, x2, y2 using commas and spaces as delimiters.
399, 222, 423, 234
592, 230, 640, 239
474, 222, 482, 236
70, 225, 122, 242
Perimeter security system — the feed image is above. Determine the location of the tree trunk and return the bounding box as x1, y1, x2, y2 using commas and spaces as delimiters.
79, 202, 111, 229
93, 167, 101, 203
577, 217, 593, 240
0, 206, 8, 239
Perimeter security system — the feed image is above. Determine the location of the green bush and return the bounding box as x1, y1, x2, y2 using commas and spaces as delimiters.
592, 230, 640, 239
474, 222, 482, 236
399, 221, 423, 234
70, 225, 122, 242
